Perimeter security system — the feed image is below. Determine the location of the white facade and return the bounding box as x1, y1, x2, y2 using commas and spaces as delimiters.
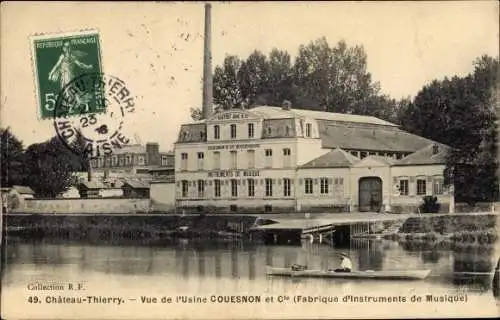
174, 106, 449, 213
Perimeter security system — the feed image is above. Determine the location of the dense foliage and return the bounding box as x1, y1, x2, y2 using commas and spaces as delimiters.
1, 131, 88, 197
1, 128, 25, 187
192, 38, 405, 124
400, 56, 499, 203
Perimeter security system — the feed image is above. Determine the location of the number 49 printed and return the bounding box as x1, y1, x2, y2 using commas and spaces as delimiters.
30, 30, 103, 120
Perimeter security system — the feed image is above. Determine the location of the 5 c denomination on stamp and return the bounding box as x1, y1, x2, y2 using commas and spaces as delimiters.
31, 30, 103, 119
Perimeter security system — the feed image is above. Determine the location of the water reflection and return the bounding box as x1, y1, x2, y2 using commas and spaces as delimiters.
2, 237, 498, 295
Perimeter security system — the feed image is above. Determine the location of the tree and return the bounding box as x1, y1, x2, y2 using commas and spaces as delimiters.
190, 38, 393, 121
267, 49, 294, 106
293, 38, 380, 114
189, 107, 204, 121
213, 55, 244, 110
237, 50, 271, 106
23, 137, 77, 197
0, 128, 25, 187
399, 55, 499, 203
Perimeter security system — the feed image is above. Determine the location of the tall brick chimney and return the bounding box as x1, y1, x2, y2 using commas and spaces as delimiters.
202, 3, 213, 119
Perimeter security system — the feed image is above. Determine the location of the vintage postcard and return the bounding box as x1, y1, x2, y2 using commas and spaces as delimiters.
1, 1, 499, 319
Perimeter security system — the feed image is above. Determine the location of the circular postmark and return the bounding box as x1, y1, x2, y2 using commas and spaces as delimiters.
53, 72, 135, 158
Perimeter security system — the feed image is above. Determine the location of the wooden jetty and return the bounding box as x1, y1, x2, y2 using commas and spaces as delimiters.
250, 212, 411, 245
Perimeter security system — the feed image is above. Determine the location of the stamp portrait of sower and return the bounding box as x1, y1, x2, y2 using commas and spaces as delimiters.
48, 40, 93, 91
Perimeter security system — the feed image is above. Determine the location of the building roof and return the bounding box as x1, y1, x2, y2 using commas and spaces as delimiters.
250, 106, 398, 127
353, 155, 398, 167
11, 185, 35, 195
102, 144, 173, 155
318, 122, 435, 152
112, 144, 146, 155
78, 181, 106, 190
300, 148, 360, 169
122, 180, 150, 189
177, 123, 207, 143
394, 143, 449, 166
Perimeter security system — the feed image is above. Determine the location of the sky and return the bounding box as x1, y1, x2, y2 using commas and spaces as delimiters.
1, 1, 499, 151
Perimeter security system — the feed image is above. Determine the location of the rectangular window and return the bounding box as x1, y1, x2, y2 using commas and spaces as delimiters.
305, 178, 313, 194
213, 151, 221, 169
247, 150, 255, 168
306, 123, 312, 137
181, 180, 189, 197
283, 178, 291, 197
265, 178, 273, 197
417, 179, 426, 195
360, 151, 367, 159
399, 179, 409, 196
265, 149, 273, 168
214, 180, 221, 197
230, 151, 237, 169
197, 152, 204, 170
197, 180, 205, 198
118, 156, 124, 166
214, 125, 220, 140
231, 179, 238, 197
283, 148, 291, 167
433, 178, 444, 195
138, 156, 145, 166
230, 124, 237, 139
248, 179, 255, 197
180, 153, 188, 171
320, 177, 329, 194
248, 123, 254, 138
161, 156, 167, 166
112, 156, 117, 166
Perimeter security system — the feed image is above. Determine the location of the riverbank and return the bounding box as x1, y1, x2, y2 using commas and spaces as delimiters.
380, 213, 499, 245
4, 212, 498, 244
4, 213, 258, 241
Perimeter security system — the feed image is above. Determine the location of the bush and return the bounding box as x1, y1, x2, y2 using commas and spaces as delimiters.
419, 196, 441, 213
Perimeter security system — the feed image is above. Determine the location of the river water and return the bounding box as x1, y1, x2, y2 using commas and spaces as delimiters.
2, 237, 499, 319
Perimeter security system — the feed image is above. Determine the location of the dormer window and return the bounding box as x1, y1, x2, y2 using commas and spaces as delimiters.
432, 144, 439, 155
306, 123, 312, 137
248, 123, 254, 138
230, 124, 237, 139
214, 125, 220, 140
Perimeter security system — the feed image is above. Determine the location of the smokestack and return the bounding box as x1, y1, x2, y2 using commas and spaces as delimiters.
202, 3, 213, 119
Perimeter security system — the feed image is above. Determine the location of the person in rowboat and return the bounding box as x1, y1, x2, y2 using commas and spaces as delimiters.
333, 253, 352, 273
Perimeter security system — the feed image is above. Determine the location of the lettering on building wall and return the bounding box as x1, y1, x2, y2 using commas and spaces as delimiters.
216, 113, 249, 121
208, 144, 260, 151
207, 169, 260, 178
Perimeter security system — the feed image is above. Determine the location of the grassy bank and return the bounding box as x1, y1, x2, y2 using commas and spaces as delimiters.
383, 213, 499, 245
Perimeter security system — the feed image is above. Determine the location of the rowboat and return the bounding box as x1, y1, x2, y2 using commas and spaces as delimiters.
266, 266, 431, 280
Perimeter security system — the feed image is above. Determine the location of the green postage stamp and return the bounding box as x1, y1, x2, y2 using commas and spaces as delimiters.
31, 30, 103, 119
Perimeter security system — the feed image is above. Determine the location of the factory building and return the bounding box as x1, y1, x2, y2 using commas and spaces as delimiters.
174, 104, 452, 213
173, 3, 452, 214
